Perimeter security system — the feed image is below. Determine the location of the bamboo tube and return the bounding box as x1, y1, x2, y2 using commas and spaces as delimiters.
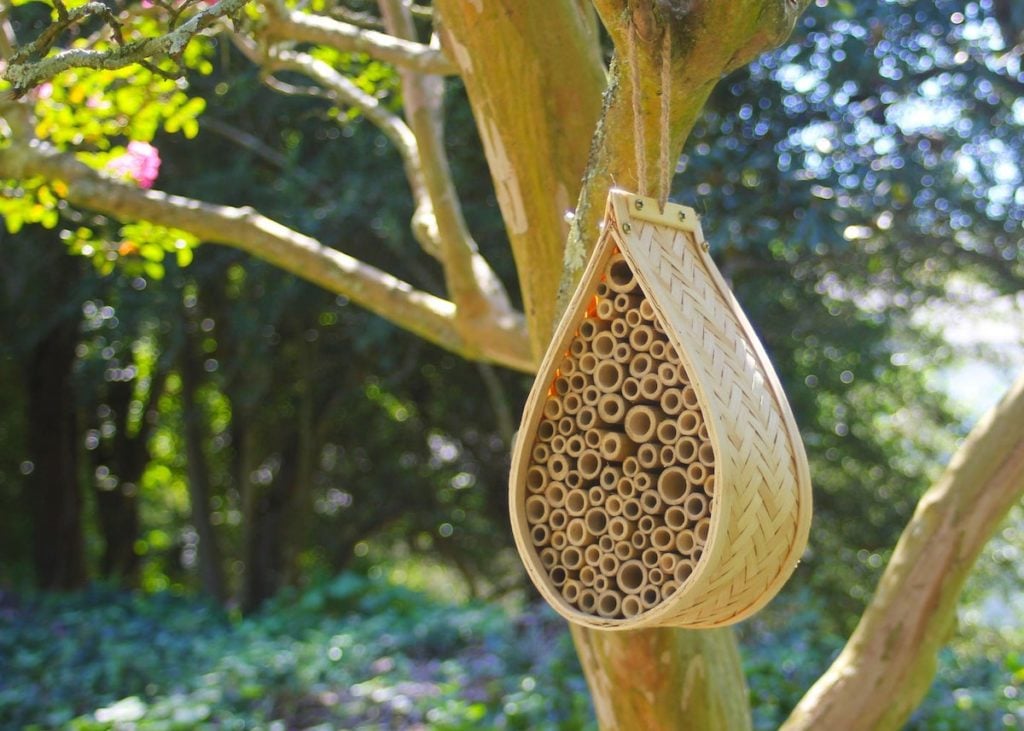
661, 388, 683, 415
692, 545, 704, 562
621, 595, 643, 618
599, 466, 622, 491
562, 546, 584, 570
624, 309, 642, 328
584, 507, 608, 536
589, 487, 607, 507
681, 385, 700, 409
657, 362, 680, 387
579, 352, 599, 375
613, 342, 633, 364
661, 580, 680, 599
559, 356, 577, 376
649, 340, 667, 359
639, 298, 656, 321
705, 474, 716, 497
698, 422, 710, 440
569, 338, 586, 358
596, 591, 622, 618
599, 553, 620, 577
550, 566, 568, 587
598, 432, 634, 462
641, 488, 665, 516
597, 394, 626, 424
641, 586, 661, 609
659, 444, 677, 466
578, 450, 603, 480
606, 254, 637, 293
544, 481, 567, 508
656, 419, 680, 445
637, 515, 656, 533
628, 353, 654, 379
630, 530, 649, 551
675, 530, 696, 556
695, 517, 711, 545
557, 416, 574, 437
677, 409, 702, 436
628, 325, 655, 352
580, 565, 598, 587
563, 392, 583, 416
658, 552, 678, 575
648, 568, 665, 585
621, 376, 642, 402
674, 558, 696, 584
639, 374, 664, 401
536, 420, 556, 442
596, 297, 616, 321
676, 363, 690, 384
578, 588, 598, 613
616, 477, 636, 499
565, 490, 588, 517
599, 534, 615, 553
582, 385, 602, 407
604, 494, 623, 517
641, 547, 661, 568
562, 580, 582, 603
615, 540, 639, 560
531, 444, 551, 465
551, 530, 568, 551
684, 492, 710, 521
613, 292, 641, 313
596, 281, 611, 299
565, 470, 583, 490
579, 317, 609, 341
651, 526, 675, 552
551, 435, 568, 454
622, 498, 643, 521
592, 331, 616, 359
687, 462, 707, 485
526, 496, 551, 523
531, 524, 551, 547
665, 506, 687, 530
539, 547, 558, 569
594, 575, 610, 593
594, 361, 625, 394
634, 473, 653, 492
617, 560, 646, 594
525, 466, 548, 493
657, 466, 689, 505
584, 429, 602, 450
665, 344, 680, 364
584, 543, 602, 566
698, 442, 715, 467
610, 317, 630, 339
622, 455, 640, 477
607, 516, 633, 541
576, 406, 599, 430
569, 372, 588, 392
554, 376, 570, 396
624, 405, 663, 442
549, 508, 569, 531
565, 435, 585, 458
566, 518, 593, 546
675, 436, 699, 464
548, 454, 570, 482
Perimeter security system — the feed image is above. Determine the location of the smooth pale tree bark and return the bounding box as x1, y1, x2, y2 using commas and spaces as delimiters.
783, 371, 1024, 731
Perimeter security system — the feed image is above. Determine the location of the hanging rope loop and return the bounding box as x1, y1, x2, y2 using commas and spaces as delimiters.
627, 15, 673, 208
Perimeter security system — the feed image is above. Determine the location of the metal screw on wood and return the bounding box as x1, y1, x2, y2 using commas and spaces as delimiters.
623, 223, 632, 233
701, 241, 710, 251
635, 199, 644, 210
678, 211, 686, 222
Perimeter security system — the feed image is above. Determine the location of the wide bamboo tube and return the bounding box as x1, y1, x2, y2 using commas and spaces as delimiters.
525, 466, 548, 493
565, 470, 583, 490
665, 506, 687, 530
563, 392, 583, 416
562, 546, 585, 570
658, 553, 678, 575
624, 405, 664, 443
596, 297, 616, 321
616, 477, 636, 499
656, 419, 680, 445
657, 466, 690, 505
544, 398, 564, 423
597, 394, 626, 424
617, 560, 646, 594
549, 508, 569, 531
566, 490, 588, 517
628, 325, 655, 352
585, 507, 609, 536
675, 530, 696, 556
622, 456, 640, 477
622, 498, 643, 521
595, 361, 626, 393
578, 450, 603, 480
677, 410, 702, 436
578, 588, 598, 614
622, 376, 642, 402
544, 481, 567, 508
628, 353, 654, 379
641, 547, 661, 568
607, 516, 633, 541
621, 595, 643, 618
599, 466, 622, 490
565, 435, 585, 458
568, 372, 588, 392
536, 420, 556, 442
698, 442, 716, 467
584, 544, 602, 566
596, 591, 622, 618
563, 580, 582, 603
648, 340, 667, 360
639, 374, 664, 401
566, 518, 593, 546
576, 406, 599, 430
606, 254, 637, 293
675, 436, 699, 464
674, 558, 697, 584
615, 541, 639, 560
604, 494, 624, 517
651, 526, 675, 551
559, 355, 578, 374
539, 547, 558, 569
640, 490, 664, 515
526, 496, 551, 523
598, 432, 635, 462
661, 388, 683, 415
612, 342, 633, 364
592, 331, 616, 359
531, 444, 551, 465
580, 565, 598, 587
599, 553, 620, 577
625, 309, 642, 328
551, 530, 568, 551
579, 352, 599, 374
531, 524, 551, 547
684, 492, 710, 521
657, 362, 680, 387
550, 566, 568, 587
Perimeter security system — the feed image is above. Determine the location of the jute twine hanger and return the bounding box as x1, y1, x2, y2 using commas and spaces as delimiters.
626, 17, 673, 211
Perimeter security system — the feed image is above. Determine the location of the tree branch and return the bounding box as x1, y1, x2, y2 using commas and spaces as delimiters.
0, 140, 533, 372
782, 371, 1024, 731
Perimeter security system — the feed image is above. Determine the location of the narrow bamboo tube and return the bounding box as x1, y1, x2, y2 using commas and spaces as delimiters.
613, 292, 641, 313
677, 409, 702, 436
624, 405, 663, 443
563, 392, 583, 415
639, 374, 664, 401
579, 352, 599, 374
584, 544, 602, 566
634, 473, 653, 492
565, 490, 588, 517
687, 462, 707, 485
526, 496, 551, 523
557, 416, 574, 436
664, 344, 679, 363
640, 490, 664, 516
698, 422, 710, 441
604, 494, 624, 517
597, 394, 626, 424
547, 455, 570, 482
628, 325, 655, 352
585, 507, 608, 536
622, 498, 643, 521
576, 406, 599, 430
656, 419, 680, 445
569, 338, 586, 358
599, 553, 620, 577
658, 552, 678, 575
536, 420, 556, 442
621, 376, 642, 402
578, 450, 603, 480
596, 281, 611, 299
594, 361, 625, 394
698, 442, 715, 467
584, 429, 602, 450
649, 340, 667, 359
615, 541, 639, 560
598, 534, 615, 553
554, 376, 570, 396
621, 595, 643, 618
648, 568, 665, 585
675, 530, 696, 555
580, 565, 598, 587
544, 481, 567, 508
559, 356, 577, 375
607, 517, 633, 541
657, 467, 689, 505
550, 566, 568, 587
612, 342, 633, 364
622, 456, 640, 477
617, 560, 646, 594
539, 547, 558, 569
657, 362, 680, 387
637, 515, 656, 533
639, 298, 656, 321
594, 575, 610, 592
562, 546, 585, 570
568, 372, 588, 392
661, 579, 680, 598
616, 477, 636, 499
684, 492, 710, 521
531, 524, 551, 547
665, 506, 687, 530
659, 445, 677, 466
641, 586, 661, 608
606, 254, 637, 293
592, 331, 616, 359
599, 466, 621, 491
661, 388, 683, 415
681, 384, 700, 409
579, 317, 609, 341
596, 297, 616, 321
531, 444, 551, 465
525, 466, 548, 493
610, 317, 630, 339
565, 435, 585, 458
563, 580, 582, 603
651, 526, 675, 551
705, 474, 716, 497
551, 435, 568, 454
624, 309, 642, 327
674, 558, 697, 584
566, 518, 593, 546
549, 508, 569, 531
578, 588, 598, 613
628, 353, 654, 379
582, 385, 602, 407
598, 432, 635, 462
695, 517, 711, 545
551, 530, 568, 551
675, 436, 699, 464
641, 547, 661, 568
676, 363, 690, 384
630, 531, 649, 551
692, 545, 704, 562
565, 471, 583, 490
596, 591, 622, 618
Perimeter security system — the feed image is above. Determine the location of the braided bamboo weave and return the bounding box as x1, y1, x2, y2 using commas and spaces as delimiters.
509, 189, 812, 629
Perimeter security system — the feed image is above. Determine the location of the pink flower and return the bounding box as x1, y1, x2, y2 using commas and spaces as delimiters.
107, 142, 162, 189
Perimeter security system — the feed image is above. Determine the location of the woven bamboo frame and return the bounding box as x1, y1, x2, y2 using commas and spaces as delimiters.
509, 189, 812, 629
